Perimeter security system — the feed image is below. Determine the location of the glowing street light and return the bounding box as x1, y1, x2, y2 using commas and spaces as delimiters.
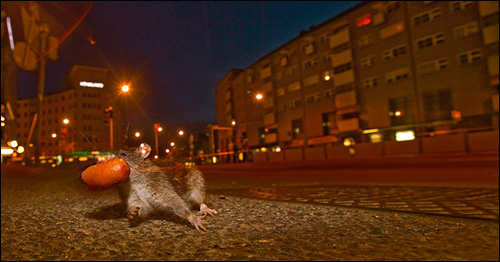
121, 84, 130, 93
63, 118, 70, 125
178, 130, 184, 136
51, 133, 57, 138
158, 127, 163, 132
255, 93, 263, 100
170, 142, 175, 147
135, 132, 141, 138
394, 111, 402, 117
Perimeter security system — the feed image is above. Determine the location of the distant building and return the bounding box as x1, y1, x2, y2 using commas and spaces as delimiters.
15, 65, 124, 159
215, 1, 499, 162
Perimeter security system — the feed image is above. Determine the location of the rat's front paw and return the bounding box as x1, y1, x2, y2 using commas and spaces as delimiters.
197, 203, 218, 218
128, 206, 140, 220
187, 215, 208, 232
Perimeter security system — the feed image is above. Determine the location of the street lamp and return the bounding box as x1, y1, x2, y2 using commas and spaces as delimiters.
135, 132, 141, 138
255, 93, 263, 100
121, 84, 130, 93
178, 130, 184, 136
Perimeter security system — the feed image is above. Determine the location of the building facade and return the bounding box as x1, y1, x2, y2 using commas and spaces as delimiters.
15, 65, 124, 159
215, 1, 499, 161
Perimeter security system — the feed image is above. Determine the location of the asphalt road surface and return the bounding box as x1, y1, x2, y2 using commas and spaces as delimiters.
1, 152, 498, 261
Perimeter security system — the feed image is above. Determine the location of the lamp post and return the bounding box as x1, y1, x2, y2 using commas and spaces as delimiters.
62, 118, 69, 154
153, 123, 162, 158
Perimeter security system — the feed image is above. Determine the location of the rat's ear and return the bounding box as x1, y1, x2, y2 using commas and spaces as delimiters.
138, 143, 152, 159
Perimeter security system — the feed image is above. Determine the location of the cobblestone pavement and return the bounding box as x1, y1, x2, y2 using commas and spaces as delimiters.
209, 185, 499, 221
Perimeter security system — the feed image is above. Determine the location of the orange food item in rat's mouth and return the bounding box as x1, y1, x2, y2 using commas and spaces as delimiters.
82, 158, 130, 189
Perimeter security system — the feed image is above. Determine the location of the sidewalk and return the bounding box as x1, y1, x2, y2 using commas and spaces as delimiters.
1, 164, 499, 261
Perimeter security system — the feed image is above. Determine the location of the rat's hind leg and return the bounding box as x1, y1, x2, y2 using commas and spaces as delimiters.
184, 169, 218, 218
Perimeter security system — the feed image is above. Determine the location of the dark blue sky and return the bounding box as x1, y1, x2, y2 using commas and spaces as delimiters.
14, 1, 361, 142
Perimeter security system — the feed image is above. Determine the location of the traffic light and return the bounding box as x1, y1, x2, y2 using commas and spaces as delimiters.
154, 123, 160, 133
103, 106, 113, 124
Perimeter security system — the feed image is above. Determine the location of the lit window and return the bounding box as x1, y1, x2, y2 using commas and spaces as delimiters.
453, 22, 479, 39
357, 13, 372, 28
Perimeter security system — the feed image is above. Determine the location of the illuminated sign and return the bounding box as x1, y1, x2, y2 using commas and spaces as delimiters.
79, 81, 104, 88
395, 130, 415, 141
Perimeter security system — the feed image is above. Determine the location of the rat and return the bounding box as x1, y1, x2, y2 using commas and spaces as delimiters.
111, 143, 217, 232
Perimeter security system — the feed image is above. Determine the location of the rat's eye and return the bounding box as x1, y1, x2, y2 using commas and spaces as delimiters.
118, 152, 126, 157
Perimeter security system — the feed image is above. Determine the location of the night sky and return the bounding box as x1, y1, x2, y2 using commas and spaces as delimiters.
12, 1, 361, 144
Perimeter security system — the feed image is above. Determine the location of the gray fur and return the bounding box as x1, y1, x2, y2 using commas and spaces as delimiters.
115, 147, 217, 231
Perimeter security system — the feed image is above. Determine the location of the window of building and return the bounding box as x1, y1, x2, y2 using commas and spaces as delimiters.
320, 35, 329, 44
358, 35, 372, 48
422, 89, 453, 121
389, 96, 415, 125
385, 67, 409, 83
287, 82, 301, 93
280, 56, 288, 66
413, 8, 442, 26
334, 62, 352, 74
416, 32, 445, 49
277, 88, 285, 96
380, 21, 404, 39
361, 56, 375, 68
303, 58, 318, 69
278, 103, 287, 112
304, 75, 319, 87
386, 2, 401, 14
321, 51, 332, 62
322, 112, 337, 136
363, 77, 379, 89
291, 118, 303, 138
289, 99, 302, 110
303, 43, 314, 55
326, 90, 335, 99
306, 93, 321, 104
450, 1, 474, 13
417, 58, 449, 75
458, 49, 482, 64
383, 45, 406, 60
331, 42, 350, 54
453, 22, 479, 39
484, 13, 499, 27
357, 13, 372, 28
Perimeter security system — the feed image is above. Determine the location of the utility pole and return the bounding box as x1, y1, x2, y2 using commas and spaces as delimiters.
34, 23, 48, 166
12, 2, 59, 166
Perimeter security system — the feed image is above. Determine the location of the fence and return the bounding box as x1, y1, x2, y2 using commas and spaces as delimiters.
252, 130, 499, 163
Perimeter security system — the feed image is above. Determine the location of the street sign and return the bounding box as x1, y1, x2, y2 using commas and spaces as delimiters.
13, 42, 37, 71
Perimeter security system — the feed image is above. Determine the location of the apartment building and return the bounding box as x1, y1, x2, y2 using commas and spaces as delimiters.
215, 1, 499, 161
15, 65, 124, 159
